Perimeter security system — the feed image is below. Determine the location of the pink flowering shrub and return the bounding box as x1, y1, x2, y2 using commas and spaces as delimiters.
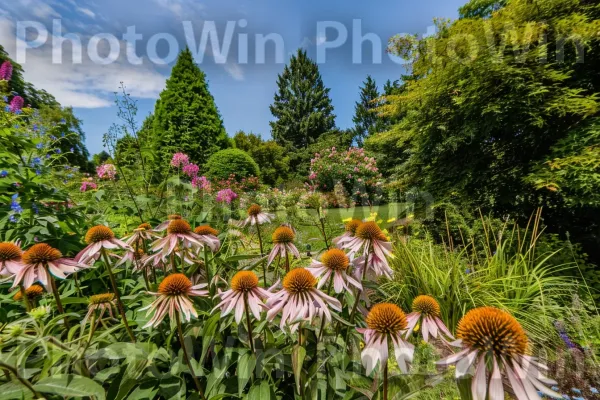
215, 188, 238, 204
308, 147, 383, 204
170, 152, 189, 168
96, 163, 117, 180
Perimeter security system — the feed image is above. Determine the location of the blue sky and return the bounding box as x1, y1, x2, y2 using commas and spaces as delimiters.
0, 0, 466, 155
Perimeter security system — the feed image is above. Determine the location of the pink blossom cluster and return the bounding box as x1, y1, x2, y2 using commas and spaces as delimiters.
0, 61, 12, 81
9, 96, 24, 113
192, 175, 211, 191
96, 163, 117, 180
80, 179, 97, 192
182, 163, 199, 178
170, 152, 189, 168
215, 188, 238, 204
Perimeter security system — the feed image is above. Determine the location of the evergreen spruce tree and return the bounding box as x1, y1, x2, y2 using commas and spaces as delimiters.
352, 75, 384, 146
269, 49, 335, 155
152, 48, 229, 170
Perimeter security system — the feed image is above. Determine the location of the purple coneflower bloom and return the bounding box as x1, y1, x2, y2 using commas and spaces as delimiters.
306, 248, 361, 293
10, 244, 83, 292
214, 271, 270, 323
357, 303, 415, 374
343, 221, 394, 278
141, 273, 208, 328
405, 295, 454, 342
76, 226, 132, 264
0, 242, 23, 277
437, 307, 560, 400
332, 219, 362, 248
266, 268, 341, 333
267, 226, 301, 267
240, 204, 274, 227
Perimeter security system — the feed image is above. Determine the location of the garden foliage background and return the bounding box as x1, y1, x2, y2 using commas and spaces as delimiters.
1, 0, 600, 398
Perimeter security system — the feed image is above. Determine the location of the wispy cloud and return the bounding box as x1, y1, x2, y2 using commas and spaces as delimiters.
224, 62, 244, 81
77, 7, 96, 19
0, 18, 166, 108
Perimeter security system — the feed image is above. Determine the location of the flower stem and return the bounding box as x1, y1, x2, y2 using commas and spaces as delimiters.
285, 251, 290, 273
244, 293, 255, 352
73, 272, 83, 297
318, 279, 335, 342
176, 312, 206, 400
101, 250, 136, 343
256, 223, 266, 286
317, 209, 330, 250
45, 265, 70, 330
383, 362, 388, 400
204, 249, 212, 296
19, 284, 31, 312
0, 362, 42, 399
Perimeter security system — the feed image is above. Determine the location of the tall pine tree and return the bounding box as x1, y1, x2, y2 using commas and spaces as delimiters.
269, 49, 335, 153
152, 48, 229, 170
352, 75, 384, 146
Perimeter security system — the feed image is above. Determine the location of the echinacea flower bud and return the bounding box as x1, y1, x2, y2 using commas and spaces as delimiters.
411, 295, 441, 318
320, 248, 349, 271
283, 268, 316, 294
167, 219, 192, 234
158, 273, 193, 296
457, 306, 527, 357
355, 221, 387, 241
0, 242, 21, 262
272, 226, 295, 244
366, 303, 408, 335
231, 271, 259, 292
194, 225, 219, 236
85, 225, 115, 244
22, 243, 62, 264
247, 204, 262, 217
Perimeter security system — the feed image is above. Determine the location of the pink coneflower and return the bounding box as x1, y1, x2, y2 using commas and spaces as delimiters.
76, 225, 132, 264
170, 152, 189, 168
437, 307, 559, 400
267, 226, 301, 269
141, 273, 208, 328
123, 223, 160, 248
240, 204, 274, 227
358, 303, 414, 375
343, 222, 393, 278
154, 214, 182, 232
9, 96, 24, 113
152, 219, 213, 257
405, 295, 454, 342
10, 244, 82, 291
266, 268, 341, 333
0, 61, 13, 81
306, 248, 361, 293
193, 225, 220, 252
0, 242, 23, 276
214, 271, 270, 323
333, 219, 362, 248
82, 293, 117, 328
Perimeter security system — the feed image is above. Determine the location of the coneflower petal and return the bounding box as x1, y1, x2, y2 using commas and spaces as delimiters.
489, 357, 504, 400
472, 355, 487, 400
455, 349, 479, 378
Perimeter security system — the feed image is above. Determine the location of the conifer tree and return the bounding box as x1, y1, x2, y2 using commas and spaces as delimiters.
269, 49, 335, 153
152, 48, 229, 169
352, 75, 383, 146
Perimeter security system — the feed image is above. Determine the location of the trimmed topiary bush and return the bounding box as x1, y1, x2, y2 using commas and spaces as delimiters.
205, 148, 260, 181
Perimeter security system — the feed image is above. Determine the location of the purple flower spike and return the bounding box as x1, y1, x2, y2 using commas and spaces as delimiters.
0, 61, 13, 81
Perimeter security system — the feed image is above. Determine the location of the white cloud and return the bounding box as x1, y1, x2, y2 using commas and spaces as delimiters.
224, 62, 244, 81
0, 18, 166, 108
77, 8, 96, 19
153, 0, 205, 18
316, 34, 327, 46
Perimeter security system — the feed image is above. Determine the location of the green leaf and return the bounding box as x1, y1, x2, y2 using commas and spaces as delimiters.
34, 375, 106, 400
292, 344, 306, 395
237, 352, 256, 396
0, 382, 34, 400
246, 381, 275, 400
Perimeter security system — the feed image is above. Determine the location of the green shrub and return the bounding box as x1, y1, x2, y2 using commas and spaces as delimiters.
205, 148, 260, 181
